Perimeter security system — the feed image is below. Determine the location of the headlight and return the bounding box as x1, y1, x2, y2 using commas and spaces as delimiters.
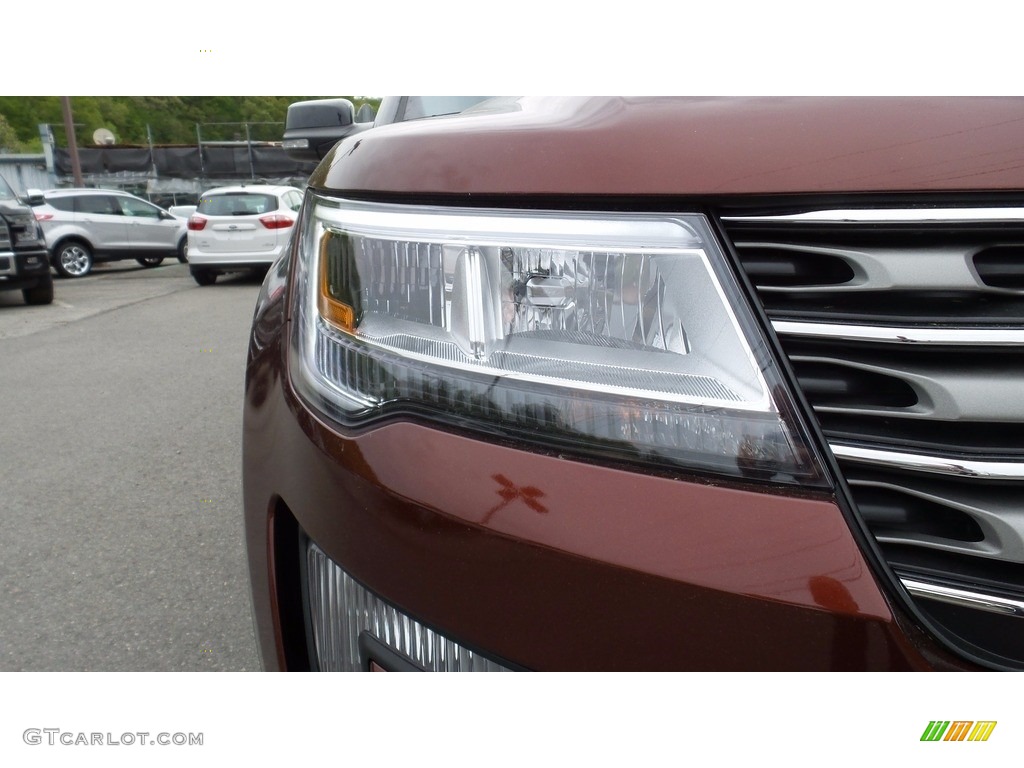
289, 195, 825, 485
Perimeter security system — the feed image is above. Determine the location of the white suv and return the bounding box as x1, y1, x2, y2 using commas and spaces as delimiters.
32, 188, 188, 278
186, 184, 302, 286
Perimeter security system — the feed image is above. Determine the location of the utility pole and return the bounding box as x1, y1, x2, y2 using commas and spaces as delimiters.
244, 123, 255, 180
37, 124, 56, 185
195, 123, 206, 178
60, 97, 83, 187
147, 123, 157, 175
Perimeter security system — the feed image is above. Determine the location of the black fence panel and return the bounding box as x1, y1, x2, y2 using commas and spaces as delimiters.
55, 145, 317, 180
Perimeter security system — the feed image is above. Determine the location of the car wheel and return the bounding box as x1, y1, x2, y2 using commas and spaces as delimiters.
54, 241, 93, 278
177, 238, 188, 263
191, 268, 217, 286
22, 275, 54, 305
136, 255, 165, 268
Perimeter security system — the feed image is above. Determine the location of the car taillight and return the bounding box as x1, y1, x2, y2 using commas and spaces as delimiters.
259, 214, 295, 230
288, 195, 828, 486
188, 215, 207, 231
33, 212, 53, 221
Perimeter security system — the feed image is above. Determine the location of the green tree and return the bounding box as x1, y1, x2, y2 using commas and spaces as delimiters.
0, 113, 24, 152
0, 96, 380, 148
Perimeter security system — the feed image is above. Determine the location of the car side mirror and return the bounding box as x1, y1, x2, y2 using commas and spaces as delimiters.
283, 98, 371, 162
24, 188, 45, 206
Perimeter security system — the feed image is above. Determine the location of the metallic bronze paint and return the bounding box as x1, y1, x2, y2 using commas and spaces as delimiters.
243, 331, 972, 670
243, 97, 1005, 670
312, 97, 1024, 198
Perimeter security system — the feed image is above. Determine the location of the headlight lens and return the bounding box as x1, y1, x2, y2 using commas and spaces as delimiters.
290, 196, 825, 485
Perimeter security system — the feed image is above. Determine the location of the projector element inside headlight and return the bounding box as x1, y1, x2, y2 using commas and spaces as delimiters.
290, 197, 825, 485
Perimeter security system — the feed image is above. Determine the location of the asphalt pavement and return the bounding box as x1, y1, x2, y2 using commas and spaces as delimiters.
0, 261, 264, 670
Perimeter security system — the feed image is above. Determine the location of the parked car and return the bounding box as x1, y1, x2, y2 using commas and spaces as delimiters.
31, 188, 188, 278
244, 97, 1024, 671
168, 204, 196, 221
0, 175, 52, 305
186, 185, 302, 286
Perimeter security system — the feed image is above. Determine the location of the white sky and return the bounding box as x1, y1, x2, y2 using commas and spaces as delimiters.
6, 1, 1022, 96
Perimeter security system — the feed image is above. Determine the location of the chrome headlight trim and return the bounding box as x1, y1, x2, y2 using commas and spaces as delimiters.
288, 195, 826, 485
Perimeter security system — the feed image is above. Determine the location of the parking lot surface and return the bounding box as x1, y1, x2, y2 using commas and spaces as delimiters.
0, 262, 263, 670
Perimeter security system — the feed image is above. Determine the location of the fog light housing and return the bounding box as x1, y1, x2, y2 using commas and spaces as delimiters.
305, 542, 512, 672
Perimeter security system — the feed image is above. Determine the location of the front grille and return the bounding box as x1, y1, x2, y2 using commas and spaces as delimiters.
0, 217, 12, 252
723, 206, 1024, 669
306, 543, 512, 671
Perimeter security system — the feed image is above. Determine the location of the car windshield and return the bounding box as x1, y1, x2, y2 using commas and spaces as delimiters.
401, 97, 489, 121
0, 174, 16, 200
197, 193, 276, 216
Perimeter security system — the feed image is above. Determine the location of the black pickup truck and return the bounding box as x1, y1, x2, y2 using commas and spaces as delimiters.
0, 174, 52, 305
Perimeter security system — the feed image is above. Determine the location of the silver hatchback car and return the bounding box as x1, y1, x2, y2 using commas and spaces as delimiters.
32, 188, 189, 278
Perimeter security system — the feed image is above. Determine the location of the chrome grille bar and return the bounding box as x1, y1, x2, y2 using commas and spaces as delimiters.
724, 208, 1024, 224
773, 321, 1024, 346
901, 578, 1024, 618
831, 444, 1024, 481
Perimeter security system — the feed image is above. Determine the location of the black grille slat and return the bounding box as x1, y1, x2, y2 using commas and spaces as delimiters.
729, 219, 1024, 324
761, 290, 1024, 325
855, 485, 984, 543
794, 360, 918, 410
781, 338, 1024, 455
738, 246, 855, 287
974, 247, 1024, 289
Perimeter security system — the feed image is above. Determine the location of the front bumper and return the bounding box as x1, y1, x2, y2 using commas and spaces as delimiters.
187, 246, 285, 270
0, 246, 52, 291
243, 323, 976, 670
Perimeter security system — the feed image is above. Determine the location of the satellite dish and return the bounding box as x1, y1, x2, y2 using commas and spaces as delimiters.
93, 128, 116, 146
